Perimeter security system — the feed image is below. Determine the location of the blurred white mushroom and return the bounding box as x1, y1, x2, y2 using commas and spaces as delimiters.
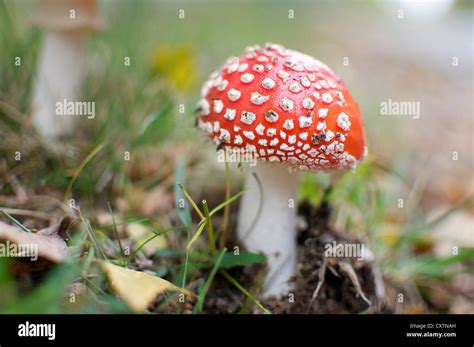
31, 0, 103, 140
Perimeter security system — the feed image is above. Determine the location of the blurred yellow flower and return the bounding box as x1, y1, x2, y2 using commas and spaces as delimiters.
151, 45, 197, 93
380, 225, 402, 248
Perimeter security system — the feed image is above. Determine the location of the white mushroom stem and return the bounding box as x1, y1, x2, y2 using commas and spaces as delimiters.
32, 31, 87, 139
237, 162, 299, 297
31, 0, 103, 140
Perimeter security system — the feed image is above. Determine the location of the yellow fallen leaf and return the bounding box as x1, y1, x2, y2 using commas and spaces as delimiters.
99, 260, 191, 312
127, 222, 167, 256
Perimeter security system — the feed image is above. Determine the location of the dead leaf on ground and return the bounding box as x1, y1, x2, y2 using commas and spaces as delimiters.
125, 185, 173, 217
0, 221, 69, 263
99, 260, 192, 313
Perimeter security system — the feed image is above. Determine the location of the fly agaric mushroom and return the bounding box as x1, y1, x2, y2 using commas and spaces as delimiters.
31, 0, 103, 140
196, 43, 366, 296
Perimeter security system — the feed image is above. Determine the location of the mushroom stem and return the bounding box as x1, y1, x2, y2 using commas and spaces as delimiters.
31, 31, 88, 139
30, 0, 103, 140
237, 162, 299, 297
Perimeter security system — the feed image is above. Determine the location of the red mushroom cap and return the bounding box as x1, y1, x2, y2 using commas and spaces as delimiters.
196, 43, 367, 171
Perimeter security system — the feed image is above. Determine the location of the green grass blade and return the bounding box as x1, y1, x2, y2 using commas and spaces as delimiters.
98, 217, 149, 228
221, 270, 271, 314
202, 200, 217, 256
77, 210, 108, 261
63, 143, 104, 202
209, 191, 244, 218
401, 195, 474, 243
107, 202, 125, 264
178, 183, 205, 220
182, 252, 190, 288
187, 221, 207, 250
131, 226, 174, 258
0, 210, 31, 233
196, 248, 227, 312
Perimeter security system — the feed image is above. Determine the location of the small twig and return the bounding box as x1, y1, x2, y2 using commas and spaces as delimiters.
339, 261, 371, 307
0, 207, 50, 220
327, 263, 341, 278
307, 259, 327, 312
0, 209, 31, 233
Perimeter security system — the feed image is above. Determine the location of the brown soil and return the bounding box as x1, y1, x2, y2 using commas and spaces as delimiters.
203, 200, 393, 314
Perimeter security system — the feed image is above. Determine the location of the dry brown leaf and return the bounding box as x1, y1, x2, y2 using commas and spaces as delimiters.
124, 185, 173, 218
0, 221, 69, 263
140, 185, 173, 217
99, 260, 191, 312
